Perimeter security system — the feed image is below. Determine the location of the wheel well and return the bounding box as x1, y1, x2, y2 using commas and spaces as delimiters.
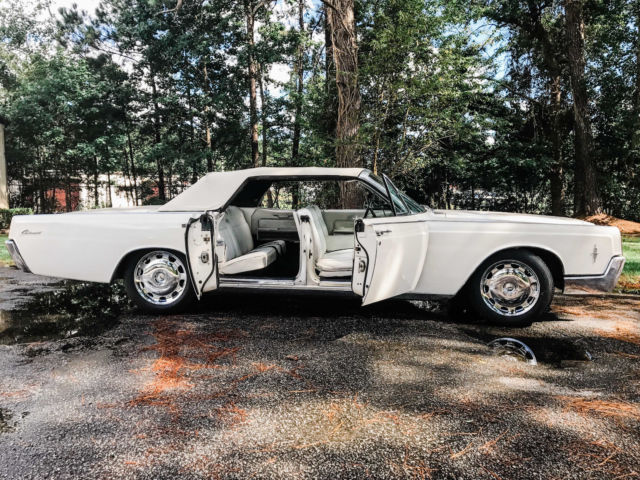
111, 248, 186, 282
452, 246, 566, 301
482, 247, 564, 291
525, 247, 564, 290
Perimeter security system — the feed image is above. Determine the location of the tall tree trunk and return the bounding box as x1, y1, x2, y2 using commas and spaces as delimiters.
291, 0, 304, 168
564, 0, 601, 216
150, 73, 166, 201
324, 3, 337, 158
550, 76, 565, 216
93, 156, 99, 208
526, 2, 567, 216
327, 0, 361, 208
258, 66, 274, 207
244, 0, 260, 168
65, 174, 72, 213
259, 65, 268, 168
37, 149, 45, 214
203, 63, 214, 172
121, 146, 133, 205
632, 0, 640, 152
105, 145, 112, 208
123, 109, 139, 206
372, 87, 390, 176
107, 170, 112, 207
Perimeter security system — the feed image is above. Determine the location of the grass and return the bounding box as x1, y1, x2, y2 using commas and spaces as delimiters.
618, 236, 640, 292
0, 234, 11, 266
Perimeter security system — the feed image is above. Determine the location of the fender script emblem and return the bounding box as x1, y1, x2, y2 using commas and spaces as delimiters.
21, 229, 42, 235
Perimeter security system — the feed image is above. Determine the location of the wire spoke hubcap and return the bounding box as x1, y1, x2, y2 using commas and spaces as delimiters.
134, 251, 188, 305
480, 260, 540, 316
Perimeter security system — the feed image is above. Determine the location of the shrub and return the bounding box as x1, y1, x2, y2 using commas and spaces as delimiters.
0, 208, 33, 230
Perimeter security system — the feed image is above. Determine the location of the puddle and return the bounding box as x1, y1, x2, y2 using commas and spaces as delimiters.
487, 337, 538, 364
0, 281, 131, 345
0, 408, 14, 433
463, 329, 593, 367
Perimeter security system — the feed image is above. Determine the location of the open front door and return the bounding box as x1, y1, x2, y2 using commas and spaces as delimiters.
352, 218, 429, 305
185, 213, 218, 299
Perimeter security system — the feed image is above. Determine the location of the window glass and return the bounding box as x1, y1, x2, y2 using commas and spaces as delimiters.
383, 175, 410, 215
400, 191, 426, 214
361, 172, 425, 215
258, 181, 340, 209
257, 179, 395, 216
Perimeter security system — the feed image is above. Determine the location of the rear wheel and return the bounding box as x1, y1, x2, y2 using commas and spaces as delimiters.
468, 250, 553, 327
123, 250, 195, 313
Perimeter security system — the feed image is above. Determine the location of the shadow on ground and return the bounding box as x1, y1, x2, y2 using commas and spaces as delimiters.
1, 268, 639, 479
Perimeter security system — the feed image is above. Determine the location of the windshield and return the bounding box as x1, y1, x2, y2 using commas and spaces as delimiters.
360, 171, 425, 215
383, 175, 409, 215
400, 191, 425, 213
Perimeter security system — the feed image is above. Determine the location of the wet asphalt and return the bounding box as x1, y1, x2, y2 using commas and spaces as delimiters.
0, 266, 639, 479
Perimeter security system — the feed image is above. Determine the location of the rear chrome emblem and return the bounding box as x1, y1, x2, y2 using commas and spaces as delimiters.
591, 245, 598, 263
21, 229, 42, 235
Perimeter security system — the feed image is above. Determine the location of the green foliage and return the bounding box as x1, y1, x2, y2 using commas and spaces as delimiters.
0, 208, 33, 230
0, 0, 638, 219
620, 236, 640, 291
0, 234, 11, 265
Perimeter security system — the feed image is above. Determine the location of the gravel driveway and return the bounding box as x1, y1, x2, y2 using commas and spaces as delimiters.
1, 267, 639, 479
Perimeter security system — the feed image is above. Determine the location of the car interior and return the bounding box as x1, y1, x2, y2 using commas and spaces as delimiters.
214, 178, 395, 283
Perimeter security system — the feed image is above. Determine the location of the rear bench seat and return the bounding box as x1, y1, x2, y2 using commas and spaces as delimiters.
217, 206, 286, 275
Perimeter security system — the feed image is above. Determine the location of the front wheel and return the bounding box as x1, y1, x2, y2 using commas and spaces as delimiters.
123, 250, 195, 313
468, 250, 554, 327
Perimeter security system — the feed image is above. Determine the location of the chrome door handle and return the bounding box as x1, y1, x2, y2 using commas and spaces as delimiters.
375, 229, 392, 236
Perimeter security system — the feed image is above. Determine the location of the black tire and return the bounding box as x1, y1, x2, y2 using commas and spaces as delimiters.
467, 249, 554, 327
123, 250, 196, 314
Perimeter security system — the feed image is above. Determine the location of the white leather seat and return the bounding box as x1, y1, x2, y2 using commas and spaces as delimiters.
217, 206, 286, 275
299, 206, 353, 278
316, 249, 353, 276
307, 205, 353, 252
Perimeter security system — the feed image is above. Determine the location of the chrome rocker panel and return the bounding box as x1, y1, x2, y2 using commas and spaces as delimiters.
564, 255, 626, 294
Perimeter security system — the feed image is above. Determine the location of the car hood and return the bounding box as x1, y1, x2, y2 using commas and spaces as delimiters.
432, 209, 593, 226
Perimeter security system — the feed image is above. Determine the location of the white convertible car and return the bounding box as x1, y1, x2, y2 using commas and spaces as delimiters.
6, 167, 625, 325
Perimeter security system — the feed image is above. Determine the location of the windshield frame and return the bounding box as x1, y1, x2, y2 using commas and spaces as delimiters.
382, 174, 410, 216
357, 170, 426, 216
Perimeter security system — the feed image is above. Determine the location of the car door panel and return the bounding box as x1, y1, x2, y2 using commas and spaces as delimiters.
185, 213, 218, 298
352, 218, 429, 305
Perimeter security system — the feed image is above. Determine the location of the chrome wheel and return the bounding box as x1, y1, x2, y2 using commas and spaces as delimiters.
133, 251, 188, 306
480, 260, 540, 316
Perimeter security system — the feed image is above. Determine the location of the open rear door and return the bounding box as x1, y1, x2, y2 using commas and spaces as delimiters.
185, 213, 218, 299
352, 218, 429, 305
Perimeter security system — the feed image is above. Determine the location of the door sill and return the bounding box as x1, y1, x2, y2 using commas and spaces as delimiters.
219, 277, 352, 292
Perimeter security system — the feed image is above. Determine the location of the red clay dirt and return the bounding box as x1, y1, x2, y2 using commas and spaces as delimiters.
581, 213, 640, 235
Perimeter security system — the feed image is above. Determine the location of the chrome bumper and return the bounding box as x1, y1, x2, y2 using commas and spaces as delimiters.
564, 256, 626, 294
5, 240, 31, 272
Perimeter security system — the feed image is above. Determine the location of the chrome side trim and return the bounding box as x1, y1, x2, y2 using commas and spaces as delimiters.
564, 256, 626, 294
219, 277, 352, 291
5, 240, 31, 272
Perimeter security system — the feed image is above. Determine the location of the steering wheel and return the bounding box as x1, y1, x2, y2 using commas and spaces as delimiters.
363, 196, 377, 218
